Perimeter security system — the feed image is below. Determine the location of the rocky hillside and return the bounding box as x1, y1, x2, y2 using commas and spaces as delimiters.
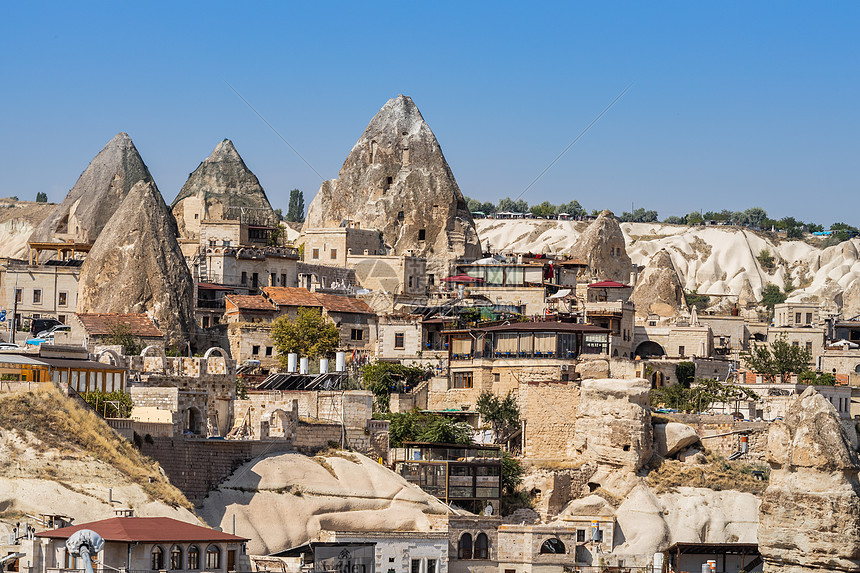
0, 385, 197, 538
477, 218, 860, 310
0, 200, 58, 258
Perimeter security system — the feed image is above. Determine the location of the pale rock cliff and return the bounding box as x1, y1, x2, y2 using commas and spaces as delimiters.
171, 139, 276, 240
30, 133, 153, 244
304, 95, 481, 278
569, 210, 634, 284
76, 180, 195, 348
759, 386, 860, 572
842, 277, 860, 320
631, 249, 684, 317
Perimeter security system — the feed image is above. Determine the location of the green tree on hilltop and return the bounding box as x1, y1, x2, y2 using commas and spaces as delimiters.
287, 189, 305, 223
35, 192, 48, 202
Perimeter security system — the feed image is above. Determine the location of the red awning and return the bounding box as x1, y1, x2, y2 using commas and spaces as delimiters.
441, 274, 485, 283
587, 280, 629, 288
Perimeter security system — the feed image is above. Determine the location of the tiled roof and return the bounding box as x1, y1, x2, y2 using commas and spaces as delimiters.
262, 287, 374, 315
37, 517, 247, 543
75, 313, 163, 338
587, 280, 629, 288
225, 294, 276, 312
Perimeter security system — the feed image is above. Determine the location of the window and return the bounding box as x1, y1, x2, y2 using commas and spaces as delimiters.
33, 289, 41, 304
577, 529, 586, 542
453, 371, 473, 389
539, 538, 566, 554
194, 213, 199, 219
281, 274, 287, 286
806, 341, 813, 353
170, 546, 183, 570
15, 289, 21, 303
265, 346, 273, 356
792, 341, 799, 348
795, 312, 802, 323
428, 274, 435, 286
58, 314, 66, 324
206, 545, 221, 570
270, 273, 276, 286
252, 345, 260, 355
252, 273, 259, 288
312, 248, 320, 260
394, 332, 405, 349
494, 373, 500, 382
474, 533, 489, 559
411, 560, 420, 573
806, 312, 813, 324
241, 271, 247, 285
151, 546, 165, 570
202, 317, 210, 328
398, 211, 405, 220
458, 533, 473, 559
188, 546, 200, 570
408, 276, 413, 288
330, 249, 338, 260
678, 345, 685, 356
418, 229, 426, 241
58, 291, 68, 307
351, 329, 364, 341
427, 559, 437, 573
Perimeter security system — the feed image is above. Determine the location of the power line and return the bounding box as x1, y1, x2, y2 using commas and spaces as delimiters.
224, 80, 325, 182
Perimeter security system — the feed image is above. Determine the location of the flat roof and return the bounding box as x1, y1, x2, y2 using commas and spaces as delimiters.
476, 322, 610, 334
664, 542, 759, 555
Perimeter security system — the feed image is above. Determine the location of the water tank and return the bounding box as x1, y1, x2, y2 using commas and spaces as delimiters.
287, 353, 297, 373
740, 435, 749, 453
707, 560, 717, 572
652, 553, 664, 573
320, 358, 329, 374
701, 565, 710, 573
336, 351, 346, 372
300, 357, 309, 375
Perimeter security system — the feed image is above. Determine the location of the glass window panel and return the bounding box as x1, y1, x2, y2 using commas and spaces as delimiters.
534, 332, 555, 355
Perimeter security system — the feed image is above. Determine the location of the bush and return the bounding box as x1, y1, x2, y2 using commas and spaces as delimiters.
82, 390, 133, 418
757, 249, 775, 270
362, 362, 430, 412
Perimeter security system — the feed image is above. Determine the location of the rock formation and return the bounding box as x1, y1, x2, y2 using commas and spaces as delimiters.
759, 387, 860, 572
631, 249, 684, 317
30, 133, 153, 244
199, 451, 449, 554
653, 422, 700, 458
171, 139, 277, 240
573, 378, 652, 469
843, 277, 860, 320
569, 210, 634, 283
76, 180, 195, 349
304, 95, 481, 278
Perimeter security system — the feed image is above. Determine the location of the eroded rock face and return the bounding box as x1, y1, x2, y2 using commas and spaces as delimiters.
304, 95, 481, 278
569, 210, 634, 283
759, 387, 860, 572
843, 277, 860, 320
653, 422, 700, 458
574, 378, 652, 469
31, 133, 153, 244
632, 249, 683, 317
171, 139, 276, 240
76, 180, 195, 349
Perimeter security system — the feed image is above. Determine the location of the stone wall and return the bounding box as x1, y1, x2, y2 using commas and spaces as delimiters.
520, 380, 580, 460
234, 390, 373, 432
139, 437, 295, 502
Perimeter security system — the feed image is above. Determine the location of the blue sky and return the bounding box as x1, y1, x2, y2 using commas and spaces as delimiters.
2, 2, 858, 224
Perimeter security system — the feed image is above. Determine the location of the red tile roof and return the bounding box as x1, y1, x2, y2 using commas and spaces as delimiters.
36, 517, 247, 543
225, 294, 276, 312
587, 280, 629, 288
262, 287, 374, 315
75, 313, 164, 338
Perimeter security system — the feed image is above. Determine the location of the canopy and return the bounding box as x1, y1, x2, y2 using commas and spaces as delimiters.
547, 289, 572, 300
441, 274, 485, 283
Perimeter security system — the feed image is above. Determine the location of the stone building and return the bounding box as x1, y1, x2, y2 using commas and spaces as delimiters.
0, 258, 81, 334
71, 312, 165, 352
301, 226, 385, 267
773, 302, 821, 327
319, 530, 449, 573
496, 519, 617, 571
766, 325, 826, 365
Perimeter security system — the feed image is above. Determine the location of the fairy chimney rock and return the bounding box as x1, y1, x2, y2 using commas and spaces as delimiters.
304, 95, 481, 278
77, 180, 195, 349
570, 210, 634, 283
172, 139, 277, 240
31, 132, 153, 244
631, 249, 684, 317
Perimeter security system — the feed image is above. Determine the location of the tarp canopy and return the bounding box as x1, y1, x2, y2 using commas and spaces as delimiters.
547, 289, 572, 300
441, 274, 485, 283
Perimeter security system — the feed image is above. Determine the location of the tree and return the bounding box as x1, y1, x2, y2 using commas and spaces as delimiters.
501, 451, 524, 495
757, 249, 775, 270
684, 290, 710, 311
529, 201, 556, 218
418, 416, 473, 444
742, 335, 812, 382
104, 321, 142, 355
286, 189, 305, 223
557, 200, 586, 218
675, 361, 696, 388
740, 207, 768, 229
686, 211, 704, 225
362, 362, 429, 412
270, 307, 339, 367
497, 197, 528, 214
663, 215, 686, 225
476, 391, 520, 443
382, 410, 472, 446
35, 192, 48, 203
760, 284, 787, 311
619, 208, 659, 223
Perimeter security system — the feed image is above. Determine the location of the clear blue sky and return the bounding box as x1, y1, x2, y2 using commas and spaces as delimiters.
2, 2, 858, 224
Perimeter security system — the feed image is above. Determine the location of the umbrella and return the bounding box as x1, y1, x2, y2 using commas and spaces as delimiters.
441, 274, 484, 283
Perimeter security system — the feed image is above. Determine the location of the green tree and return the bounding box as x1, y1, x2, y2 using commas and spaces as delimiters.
686, 211, 704, 225
740, 207, 768, 228
663, 215, 686, 225
501, 451, 524, 495
271, 307, 339, 366
104, 321, 143, 355
417, 416, 473, 444
757, 249, 775, 270
35, 192, 48, 203
557, 200, 586, 218
620, 208, 659, 223
675, 361, 696, 388
286, 189, 305, 223
760, 284, 787, 311
497, 197, 528, 214
684, 290, 710, 311
381, 410, 472, 446
742, 335, 813, 382
476, 391, 520, 443
529, 201, 556, 218
362, 362, 429, 412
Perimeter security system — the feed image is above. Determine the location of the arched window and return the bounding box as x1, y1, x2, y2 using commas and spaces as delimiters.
151, 546, 165, 570
170, 545, 183, 570
855, 363, 860, 374
206, 545, 221, 570
474, 533, 489, 560
457, 533, 473, 559
188, 546, 200, 570
539, 538, 566, 554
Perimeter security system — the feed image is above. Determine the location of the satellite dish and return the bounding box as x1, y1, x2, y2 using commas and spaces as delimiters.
66, 530, 105, 573
483, 504, 494, 516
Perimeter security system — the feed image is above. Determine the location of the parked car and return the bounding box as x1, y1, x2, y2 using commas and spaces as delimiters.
0, 342, 20, 350
30, 318, 61, 336
35, 324, 71, 338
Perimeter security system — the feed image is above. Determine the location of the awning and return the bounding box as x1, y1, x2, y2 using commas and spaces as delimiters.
547, 288, 572, 300
441, 274, 484, 283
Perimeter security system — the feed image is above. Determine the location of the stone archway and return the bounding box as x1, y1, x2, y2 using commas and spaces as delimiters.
269, 409, 291, 438
96, 348, 123, 366
141, 345, 167, 373
203, 347, 228, 360
635, 341, 666, 359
